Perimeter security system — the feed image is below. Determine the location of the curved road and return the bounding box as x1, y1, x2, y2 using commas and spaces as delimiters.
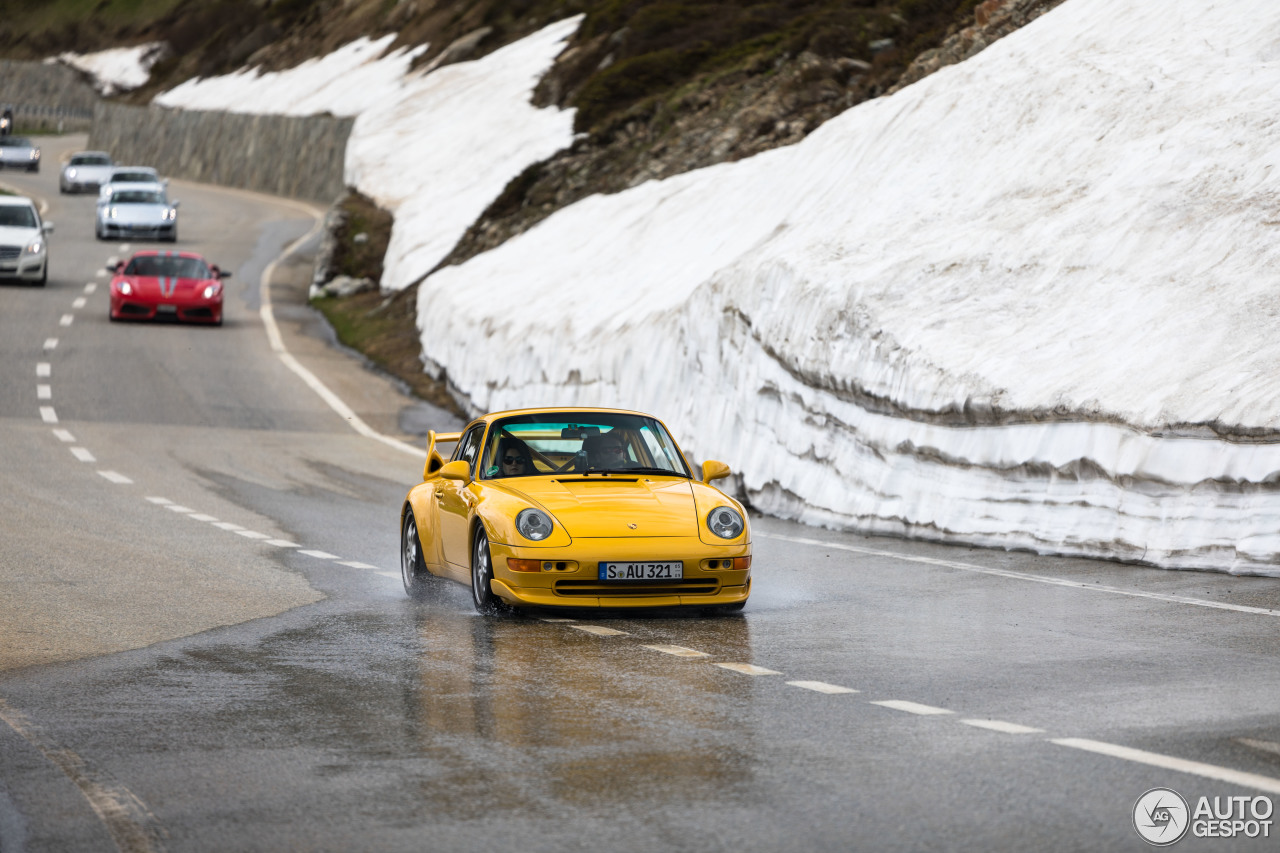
2, 135, 1279, 852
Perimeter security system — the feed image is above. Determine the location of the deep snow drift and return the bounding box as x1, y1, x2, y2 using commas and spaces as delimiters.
140, 0, 1280, 574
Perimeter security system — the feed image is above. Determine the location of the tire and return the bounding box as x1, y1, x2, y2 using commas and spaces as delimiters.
470, 528, 506, 615
400, 511, 435, 600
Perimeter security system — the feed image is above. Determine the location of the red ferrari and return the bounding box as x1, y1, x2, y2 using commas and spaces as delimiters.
108, 250, 230, 325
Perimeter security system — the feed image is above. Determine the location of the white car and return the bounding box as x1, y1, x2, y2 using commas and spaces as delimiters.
0, 196, 53, 286
0, 137, 40, 172
97, 166, 166, 201
60, 151, 115, 194
95, 183, 179, 242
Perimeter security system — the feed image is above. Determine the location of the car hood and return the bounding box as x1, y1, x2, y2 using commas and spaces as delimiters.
116, 275, 210, 299
65, 165, 113, 181
0, 148, 36, 160
106, 204, 172, 225
501, 476, 699, 538
0, 224, 39, 245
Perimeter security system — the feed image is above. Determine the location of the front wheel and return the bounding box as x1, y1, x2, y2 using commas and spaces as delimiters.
470, 528, 506, 615
401, 511, 435, 600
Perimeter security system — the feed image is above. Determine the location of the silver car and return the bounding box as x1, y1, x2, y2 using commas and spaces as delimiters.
0, 196, 54, 285
0, 137, 40, 172
98, 166, 166, 201
60, 151, 115, 193
95, 183, 179, 242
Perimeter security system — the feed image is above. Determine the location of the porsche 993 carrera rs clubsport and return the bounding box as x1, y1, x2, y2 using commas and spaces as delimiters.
401, 408, 752, 614
108, 250, 230, 324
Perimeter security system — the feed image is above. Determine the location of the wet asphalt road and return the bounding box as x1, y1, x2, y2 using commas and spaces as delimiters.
3, 137, 1280, 852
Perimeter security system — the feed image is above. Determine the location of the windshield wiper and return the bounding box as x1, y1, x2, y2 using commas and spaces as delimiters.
585, 466, 684, 477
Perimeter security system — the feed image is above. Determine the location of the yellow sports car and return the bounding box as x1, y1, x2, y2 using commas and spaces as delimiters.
400, 407, 751, 614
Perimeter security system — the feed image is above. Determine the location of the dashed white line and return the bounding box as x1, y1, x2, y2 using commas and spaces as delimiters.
36, 385, 51, 399
164, 505, 195, 514
234, 530, 272, 540
538, 618, 578, 623
1052, 738, 1280, 796
786, 681, 859, 694
98, 471, 132, 484
84, 282, 98, 292
72, 297, 87, 309
265, 539, 300, 548
642, 644, 711, 658
716, 662, 782, 676
212, 522, 245, 531
145, 497, 173, 505
961, 719, 1044, 734
43, 338, 57, 351
298, 550, 339, 560
52, 429, 75, 443
36, 363, 50, 377
571, 625, 629, 637
375, 571, 400, 579
70, 447, 96, 463
337, 561, 378, 569
188, 514, 219, 522
39, 407, 57, 424
59, 314, 74, 327
870, 700, 955, 716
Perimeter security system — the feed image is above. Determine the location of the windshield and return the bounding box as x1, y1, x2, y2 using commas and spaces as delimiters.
112, 172, 155, 183
480, 412, 690, 479
123, 255, 210, 278
0, 137, 31, 148
0, 206, 37, 228
71, 155, 110, 165
112, 190, 166, 205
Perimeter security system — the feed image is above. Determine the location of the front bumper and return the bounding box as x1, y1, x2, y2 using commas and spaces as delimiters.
100, 222, 176, 240
487, 535, 751, 609
0, 253, 46, 282
111, 295, 222, 324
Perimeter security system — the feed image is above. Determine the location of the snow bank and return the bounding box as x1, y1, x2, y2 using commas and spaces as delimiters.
413, 0, 1280, 574
59, 43, 165, 95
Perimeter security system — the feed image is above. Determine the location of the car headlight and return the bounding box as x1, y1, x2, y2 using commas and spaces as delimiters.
108, 207, 119, 219
516, 508, 554, 541
66, 168, 77, 178
707, 506, 744, 539
30, 151, 39, 160
22, 239, 42, 255
119, 282, 133, 296
202, 283, 219, 299
163, 208, 177, 221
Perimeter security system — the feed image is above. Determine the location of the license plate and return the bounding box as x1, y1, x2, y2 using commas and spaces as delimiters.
598, 561, 683, 581
158, 304, 177, 313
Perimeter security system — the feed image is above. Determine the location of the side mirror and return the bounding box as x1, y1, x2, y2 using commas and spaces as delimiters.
439, 460, 471, 483
219, 269, 232, 279
105, 256, 120, 272
41, 222, 54, 234
171, 200, 180, 209
702, 460, 731, 483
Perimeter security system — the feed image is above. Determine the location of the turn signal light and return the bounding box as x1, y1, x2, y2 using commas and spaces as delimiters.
732, 556, 752, 571
508, 558, 542, 573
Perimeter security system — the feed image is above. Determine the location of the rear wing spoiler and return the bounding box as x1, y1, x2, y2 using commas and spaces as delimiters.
423, 430, 461, 480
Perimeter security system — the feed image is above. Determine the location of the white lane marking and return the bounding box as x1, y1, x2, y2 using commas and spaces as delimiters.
265, 539, 300, 548
59, 314, 74, 327
716, 662, 782, 676
98, 471, 132, 484
961, 718, 1044, 734
643, 644, 711, 658
1238, 738, 1280, 758
760, 532, 1280, 617
538, 618, 577, 623
39, 406, 57, 423
1052, 738, 1280, 796
43, 338, 58, 350
870, 700, 955, 716
258, 223, 425, 460
72, 297, 87, 309
164, 505, 195, 514
36, 362, 50, 377
70, 447, 96, 463
234, 530, 272, 540
121, 244, 131, 253
95, 269, 108, 278
85, 282, 98, 292
37, 384, 51, 399
0, 697, 163, 853
188, 514, 219, 522
53, 429, 75, 442
571, 625, 629, 637
375, 571, 400, 579
786, 680, 858, 694
212, 522, 245, 531
145, 497, 173, 505
298, 550, 340, 560
338, 561, 378, 569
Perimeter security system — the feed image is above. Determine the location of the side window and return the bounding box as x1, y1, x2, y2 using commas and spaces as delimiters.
452, 426, 484, 475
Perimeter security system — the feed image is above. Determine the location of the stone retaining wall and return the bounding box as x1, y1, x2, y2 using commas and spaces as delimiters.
89, 101, 352, 204
0, 60, 96, 132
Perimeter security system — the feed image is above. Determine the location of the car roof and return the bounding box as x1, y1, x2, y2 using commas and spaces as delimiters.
70, 150, 111, 158
471, 406, 657, 427
0, 195, 37, 208
109, 166, 158, 174
106, 182, 166, 193
127, 249, 208, 261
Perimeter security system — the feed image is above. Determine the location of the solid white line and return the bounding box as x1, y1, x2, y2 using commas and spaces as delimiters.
870, 700, 955, 716
36, 362, 50, 377
52, 429, 75, 442
571, 625, 629, 637
72, 297, 86, 309
59, 314, 73, 327
265, 539, 300, 548
786, 680, 858, 694
642, 644, 710, 658
961, 718, 1044, 734
43, 338, 57, 350
97, 471, 133, 484
258, 226, 425, 460
759, 533, 1280, 617
298, 549, 340, 560
37, 384, 51, 399
39, 406, 57, 424
1052, 738, 1280, 795
1238, 738, 1280, 758
70, 447, 95, 463
716, 662, 782, 676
